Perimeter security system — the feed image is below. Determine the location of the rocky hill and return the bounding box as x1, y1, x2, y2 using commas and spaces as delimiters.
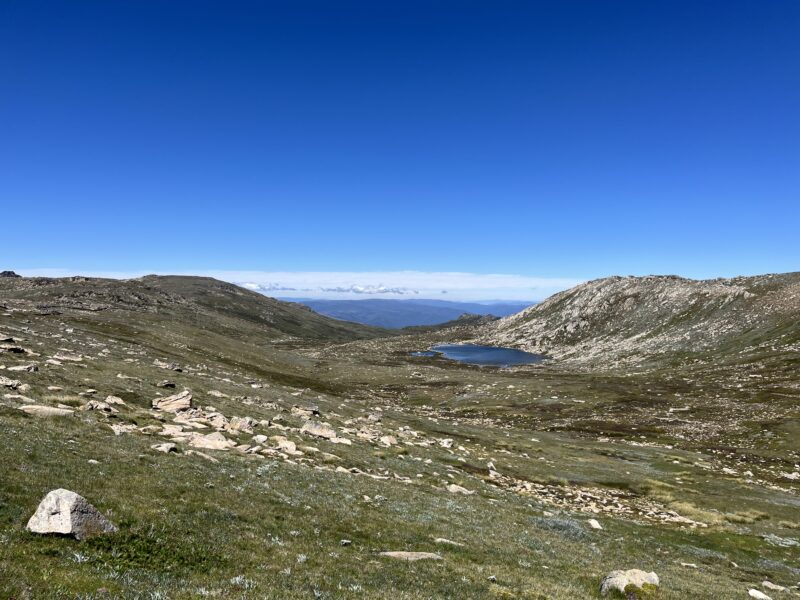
482, 272, 800, 367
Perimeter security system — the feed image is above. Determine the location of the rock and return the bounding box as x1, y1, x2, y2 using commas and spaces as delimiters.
340, 539, 352, 546
156, 380, 176, 389
205, 412, 229, 429
80, 400, 118, 414
379, 435, 398, 447
0, 376, 21, 389
4, 393, 35, 404
47, 386, 63, 391
762, 581, 785, 592
446, 484, 474, 495
153, 359, 182, 371
26, 489, 117, 540
189, 431, 235, 450
588, 518, 603, 530
7, 364, 38, 372
439, 438, 454, 449
300, 420, 337, 440
152, 390, 192, 412
379, 551, 442, 561
151, 442, 177, 453
0, 270, 21, 278
105, 395, 126, 405
53, 352, 83, 362
0, 344, 27, 354
749, 591, 773, 600
229, 415, 256, 433
110, 423, 136, 435
600, 570, 659, 596
272, 436, 300, 455
433, 537, 465, 546
207, 390, 228, 398
19, 405, 74, 417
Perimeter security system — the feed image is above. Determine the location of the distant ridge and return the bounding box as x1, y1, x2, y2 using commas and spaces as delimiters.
278, 298, 534, 328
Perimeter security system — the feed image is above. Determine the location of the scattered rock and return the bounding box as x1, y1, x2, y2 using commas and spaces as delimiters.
588, 518, 603, 530
156, 380, 176, 389
26, 489, 117, 540
152, 390, 192, 413
762, 581, 785, 592
749, 590, 772, 600
600, 570, 659, 596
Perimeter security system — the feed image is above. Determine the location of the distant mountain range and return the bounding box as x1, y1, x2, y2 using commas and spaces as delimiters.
276, 298, 534, 328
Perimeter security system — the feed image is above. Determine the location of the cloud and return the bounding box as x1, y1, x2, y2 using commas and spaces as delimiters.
16, 269, 582, 301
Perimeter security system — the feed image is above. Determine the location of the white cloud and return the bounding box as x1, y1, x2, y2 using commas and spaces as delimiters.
15, 269, 582, 301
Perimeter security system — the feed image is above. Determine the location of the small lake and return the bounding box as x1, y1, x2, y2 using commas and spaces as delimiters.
412, 344, 545, 367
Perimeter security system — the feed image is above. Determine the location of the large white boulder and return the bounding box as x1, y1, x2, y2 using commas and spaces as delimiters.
600, 569, 659, 596
26, 489, 117, 540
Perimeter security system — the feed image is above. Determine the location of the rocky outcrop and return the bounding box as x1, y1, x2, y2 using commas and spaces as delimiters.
26, 489, 117, 540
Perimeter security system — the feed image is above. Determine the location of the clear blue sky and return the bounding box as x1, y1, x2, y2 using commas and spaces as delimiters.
2, 0, 798, 284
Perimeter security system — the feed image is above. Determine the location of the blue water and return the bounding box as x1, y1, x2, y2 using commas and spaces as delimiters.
412, 344, 545, 367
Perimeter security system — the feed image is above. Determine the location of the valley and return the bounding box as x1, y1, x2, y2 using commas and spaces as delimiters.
0, 274, 798, 599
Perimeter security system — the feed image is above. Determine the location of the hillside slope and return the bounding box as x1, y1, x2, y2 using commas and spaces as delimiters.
0, 275, 383, 342
483, 272, 800, 366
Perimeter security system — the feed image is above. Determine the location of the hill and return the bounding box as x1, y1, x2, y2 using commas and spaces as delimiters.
483, 273, 800, 368
0, 275, 383, 342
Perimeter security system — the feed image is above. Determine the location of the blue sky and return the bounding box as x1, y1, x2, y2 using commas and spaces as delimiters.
2, 1, 798, 299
